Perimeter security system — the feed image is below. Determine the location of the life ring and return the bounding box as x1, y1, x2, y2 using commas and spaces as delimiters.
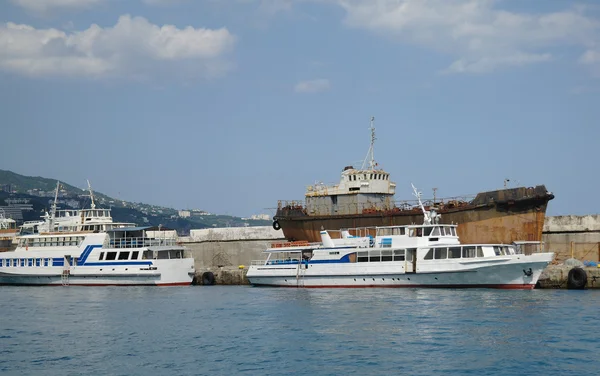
567, 267, 587, 290
202, 271, 216, 286
272, 220, 281, 231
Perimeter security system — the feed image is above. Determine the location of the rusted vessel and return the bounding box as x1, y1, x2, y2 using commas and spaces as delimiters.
272, 118, 554, 245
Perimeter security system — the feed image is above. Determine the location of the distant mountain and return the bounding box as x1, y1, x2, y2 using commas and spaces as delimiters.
0, 169, 271, 234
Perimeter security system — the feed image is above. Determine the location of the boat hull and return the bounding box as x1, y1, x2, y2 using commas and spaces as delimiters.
0, 259, 195, 286
275, 186, 552, 244
247, 254, 553, 289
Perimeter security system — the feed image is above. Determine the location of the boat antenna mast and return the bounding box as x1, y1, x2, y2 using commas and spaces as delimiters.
411, 183, 440, 225
361, 116, 377, 170
48, 181, 60, 231
87, 179, 96, 209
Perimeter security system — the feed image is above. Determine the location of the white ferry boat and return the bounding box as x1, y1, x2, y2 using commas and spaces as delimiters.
248, 185, 554, 289
0, 181, 195, 286
0, 226, 195, 286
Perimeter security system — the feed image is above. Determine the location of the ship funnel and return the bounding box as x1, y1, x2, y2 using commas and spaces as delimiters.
320, 231, 335, 247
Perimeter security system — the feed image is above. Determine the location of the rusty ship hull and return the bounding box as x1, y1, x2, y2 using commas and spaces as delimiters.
274, 185, 554, 245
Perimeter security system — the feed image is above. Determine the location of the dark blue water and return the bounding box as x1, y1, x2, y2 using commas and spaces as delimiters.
1, 286, 598, 375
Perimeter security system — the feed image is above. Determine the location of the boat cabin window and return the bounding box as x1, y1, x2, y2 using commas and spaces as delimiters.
105, 252, 117, 260
118, 252, 130, 260
381, 250, 392, 261
448, 247, 461, 258
357, 251, 369, 262
157, 250, 170, 259
477, 246, 484, 257
462, 247, 476, 258
369, 250, 381, 262
424, 249, 433, 260
393, 249, 405, 261
131, 251, 139, 260
99, 252, 105, 260
434, 248, 447, 259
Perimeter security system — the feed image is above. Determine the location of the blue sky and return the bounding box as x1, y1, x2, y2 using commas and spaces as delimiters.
0, 0, 599, 217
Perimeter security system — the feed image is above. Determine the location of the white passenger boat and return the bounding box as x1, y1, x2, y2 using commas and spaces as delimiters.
0, 181, 195, 286
0, 226, 195, 286
247, 185, 554, 289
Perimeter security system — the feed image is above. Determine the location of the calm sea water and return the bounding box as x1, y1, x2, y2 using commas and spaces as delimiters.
1, 286, 599, 376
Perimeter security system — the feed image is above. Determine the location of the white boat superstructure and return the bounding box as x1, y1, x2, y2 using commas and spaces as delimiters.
19, 180, 135, 235
248, 185, 554, 289
0, 226, 195, 286
1, 209, 18, 251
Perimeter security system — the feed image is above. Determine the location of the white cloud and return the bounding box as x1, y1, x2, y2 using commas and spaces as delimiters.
580, 49, 600, 77
294, 78, 330, 93
580, 49, 600, 64
141, 0, 186, 5
0, 15, 236, 79
336, 0, 600, 73
10, 0, 105, 12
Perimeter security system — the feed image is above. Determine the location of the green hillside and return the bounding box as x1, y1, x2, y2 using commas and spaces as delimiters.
0, 169, 271, 234
0, 170, 82, 194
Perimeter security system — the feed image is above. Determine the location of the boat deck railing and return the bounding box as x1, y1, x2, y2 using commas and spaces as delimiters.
109, 237, 177, 248
277, 194, 478, 214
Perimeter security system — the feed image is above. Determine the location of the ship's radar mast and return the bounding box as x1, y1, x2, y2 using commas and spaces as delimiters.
361, 116, 377, 171
87, 179, 96, 210
411, 183, 441, 225
48, 181, 60, 232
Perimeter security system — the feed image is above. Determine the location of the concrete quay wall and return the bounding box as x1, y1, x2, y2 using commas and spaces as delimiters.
542, 215, 600, 262
179, 226, 284, 271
